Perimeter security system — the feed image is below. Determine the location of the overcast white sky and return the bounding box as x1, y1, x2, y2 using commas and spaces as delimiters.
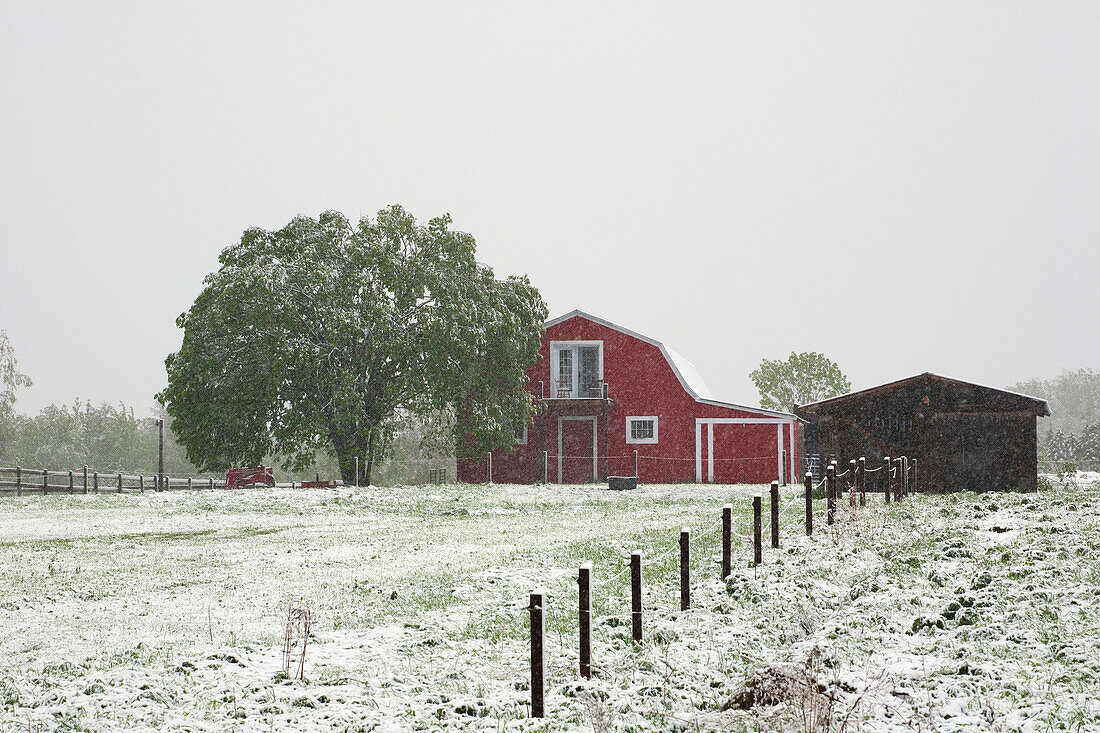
1, 1, 1097, 416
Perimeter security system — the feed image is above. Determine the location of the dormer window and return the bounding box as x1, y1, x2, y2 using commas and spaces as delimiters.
550, 341, 603, 398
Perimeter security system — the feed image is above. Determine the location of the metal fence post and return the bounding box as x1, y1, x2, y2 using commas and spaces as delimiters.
753, 494, 762, 566
630, 551, 643, 641
528, 590, 545, 718
770, 480, 780, 548
578, 564, 591, 679
804, 472, 813, 535
721, 504, 732, 578
679, 528, 690, 610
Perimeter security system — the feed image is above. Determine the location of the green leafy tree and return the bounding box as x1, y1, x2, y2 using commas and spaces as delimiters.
0, 330, 32, 463
158, 206, 546, 485
750, 352, 851, 411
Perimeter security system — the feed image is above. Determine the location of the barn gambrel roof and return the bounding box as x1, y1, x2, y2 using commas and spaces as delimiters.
545, 309, 797, 420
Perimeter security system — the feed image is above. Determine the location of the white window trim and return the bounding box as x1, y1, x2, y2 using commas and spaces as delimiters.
626, 416, 659, 445
549, 340, 604, 399
514, 422, 528, 445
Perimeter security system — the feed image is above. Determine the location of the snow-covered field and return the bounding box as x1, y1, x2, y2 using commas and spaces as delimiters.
1, 478, 1098, 732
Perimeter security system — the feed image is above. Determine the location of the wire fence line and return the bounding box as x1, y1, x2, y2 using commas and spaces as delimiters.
524, 456, 920, 719
543, 453, 777, 463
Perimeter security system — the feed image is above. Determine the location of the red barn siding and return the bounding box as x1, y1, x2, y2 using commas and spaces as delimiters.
458, 311, 800, 485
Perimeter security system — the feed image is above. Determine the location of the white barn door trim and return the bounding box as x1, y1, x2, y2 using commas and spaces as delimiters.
695, 417, 795, 483
558, 416, 598, 483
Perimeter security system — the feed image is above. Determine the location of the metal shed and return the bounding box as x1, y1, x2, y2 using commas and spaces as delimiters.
796, 373, 1050, 492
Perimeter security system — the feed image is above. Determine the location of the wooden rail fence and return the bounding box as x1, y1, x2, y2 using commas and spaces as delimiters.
0, 466, 343, 495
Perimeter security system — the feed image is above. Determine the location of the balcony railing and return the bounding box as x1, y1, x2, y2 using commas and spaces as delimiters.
537, 380, 610, 401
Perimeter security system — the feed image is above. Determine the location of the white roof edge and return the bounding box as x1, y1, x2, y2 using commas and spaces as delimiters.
545, 309, 797, 420
696, 398, 799, 420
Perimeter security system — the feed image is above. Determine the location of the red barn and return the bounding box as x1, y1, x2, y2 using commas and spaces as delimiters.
457, 310, 800, 485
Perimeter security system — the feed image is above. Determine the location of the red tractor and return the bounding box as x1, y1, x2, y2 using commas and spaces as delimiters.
224, 466, 275, 490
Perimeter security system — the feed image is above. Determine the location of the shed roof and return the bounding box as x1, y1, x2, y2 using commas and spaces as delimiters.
545, 309, 796, 419
797, 372, 1051, 417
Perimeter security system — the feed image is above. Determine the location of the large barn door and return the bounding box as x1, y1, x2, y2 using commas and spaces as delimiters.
558, 417, 597, 483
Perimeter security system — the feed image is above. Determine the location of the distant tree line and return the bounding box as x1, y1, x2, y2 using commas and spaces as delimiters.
0, 330, 453, 484
1010, 369, 1100, 471
0, 399, 202, 476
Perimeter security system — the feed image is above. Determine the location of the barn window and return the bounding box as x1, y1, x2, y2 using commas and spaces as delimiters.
513, 422, 528, 445
626, 416, 658, 444
550, 341, 603, 398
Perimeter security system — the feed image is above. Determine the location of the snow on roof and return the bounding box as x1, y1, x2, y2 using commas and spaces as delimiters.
664, 347, 715, 401
544, 309, 796, 420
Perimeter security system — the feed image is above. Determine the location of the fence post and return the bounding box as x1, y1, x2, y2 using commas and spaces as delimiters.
116, 473, 121, 493
354, 456, 359, 488
630, 551, 643, 642
903, 456, 910, 498
911, 459, 917, 493
753, 494, 762, 566
782, 450, 787, 485
83, 465, 88, 493
847, 459, 856, 507
140, 475, 144, 492
209, 477, 214, 490
770, 480, 780, 548
895, 458, 903, 500
680, 528, 690, 611
188, 477, 193, 491
42, 469, 48, 495
487, 453, 492, 484
804, 472, 813, 535
528, 590, 545, 718
157, 418, 164, 492
721, 504, 732, 579
93, 472, 98, 493
883, 456, 891, 503
859, 457, 866, 507
826, 464, 836, 525
542, 451, 548, 484
68, 470, 73, 492
633, 450, 638, 478
578, 563, 592, 679
15, 466, 21, 496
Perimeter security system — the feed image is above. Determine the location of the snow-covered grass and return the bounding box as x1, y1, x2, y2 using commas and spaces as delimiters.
0, 479, 1098, 731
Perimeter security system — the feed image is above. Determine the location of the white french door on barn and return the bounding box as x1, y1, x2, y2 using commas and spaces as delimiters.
549, 341, 603, 398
